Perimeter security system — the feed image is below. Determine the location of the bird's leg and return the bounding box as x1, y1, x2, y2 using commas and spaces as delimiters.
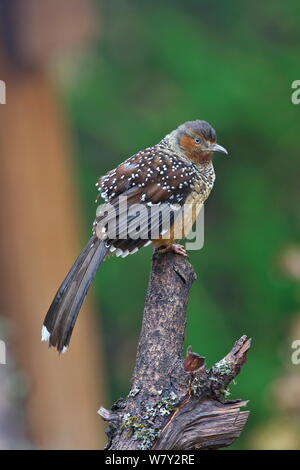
154, 244, 188, 257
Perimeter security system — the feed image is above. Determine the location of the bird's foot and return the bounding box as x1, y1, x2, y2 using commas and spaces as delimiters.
155, 244, 188, 257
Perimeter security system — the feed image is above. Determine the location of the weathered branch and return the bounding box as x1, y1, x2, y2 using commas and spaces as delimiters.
99, 250, 251, 450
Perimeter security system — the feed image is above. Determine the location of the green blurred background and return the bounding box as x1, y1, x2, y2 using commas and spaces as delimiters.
1, 0, 300, 450
59, 0, 300, 448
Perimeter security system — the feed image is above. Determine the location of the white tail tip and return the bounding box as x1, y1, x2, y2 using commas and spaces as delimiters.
41, 325, 50, 342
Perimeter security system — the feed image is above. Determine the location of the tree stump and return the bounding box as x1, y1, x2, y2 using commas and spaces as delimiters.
99, 250, 251, 450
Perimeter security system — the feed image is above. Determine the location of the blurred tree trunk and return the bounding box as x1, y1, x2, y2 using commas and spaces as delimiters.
0, 51, 106, 450
0, 0, 106, 450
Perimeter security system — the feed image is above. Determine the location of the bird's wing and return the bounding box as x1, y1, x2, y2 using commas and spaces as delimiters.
94, 147, 202, 255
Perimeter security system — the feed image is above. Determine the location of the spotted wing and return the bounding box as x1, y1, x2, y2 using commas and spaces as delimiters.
94, 146, 201, 256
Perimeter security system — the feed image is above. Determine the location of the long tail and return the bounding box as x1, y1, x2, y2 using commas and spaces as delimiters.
42, 237, 109, 353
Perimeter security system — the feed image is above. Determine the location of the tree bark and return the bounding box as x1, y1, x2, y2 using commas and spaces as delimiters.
99, 250, 251, 450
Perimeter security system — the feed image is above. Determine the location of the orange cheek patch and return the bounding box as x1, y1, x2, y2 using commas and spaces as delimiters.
179, 135, 195, 153
179, 135, 212, 163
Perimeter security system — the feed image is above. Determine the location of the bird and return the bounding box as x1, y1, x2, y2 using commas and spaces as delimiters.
41, 120, 228, 353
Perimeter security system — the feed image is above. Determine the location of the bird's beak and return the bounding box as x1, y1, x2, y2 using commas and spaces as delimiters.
209, 143, 228, 155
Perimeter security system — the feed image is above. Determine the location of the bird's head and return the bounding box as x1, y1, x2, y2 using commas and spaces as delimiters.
175, 120, 228, 163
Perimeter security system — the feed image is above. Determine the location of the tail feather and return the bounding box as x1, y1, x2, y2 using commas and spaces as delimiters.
43, 236, 95, 334
42, 238, 108, 353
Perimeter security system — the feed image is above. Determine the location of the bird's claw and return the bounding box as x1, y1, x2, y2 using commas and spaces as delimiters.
155, 244, 188, 257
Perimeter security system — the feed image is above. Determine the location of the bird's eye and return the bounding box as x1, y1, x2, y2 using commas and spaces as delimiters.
194, 137, 201, 144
